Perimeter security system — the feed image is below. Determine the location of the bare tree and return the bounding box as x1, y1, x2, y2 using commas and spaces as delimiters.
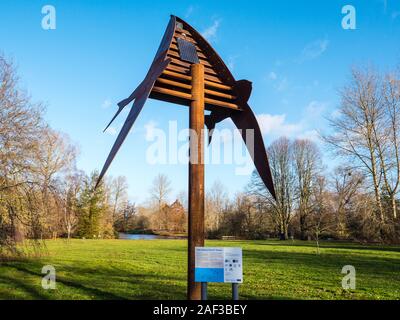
378, 71, 400, 219
309, 176, 334, 253
205, 181, 228, 232
235, 193, 257, 236
62, 172, 84, 239
0, 55, 44, 191
149, 174, 171, 229
176, 190, 188, 212
324, 67, 385, 222
249, 137, 295, 239
110, 176, 128, 224
0, 54, 45, 254
32, 128, 78, 238
324, 65, 400, 226
331, 166, 364, 237
292, 139, 322, 239
150, 174, 171, 208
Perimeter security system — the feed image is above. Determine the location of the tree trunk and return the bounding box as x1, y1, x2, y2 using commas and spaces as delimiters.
391, 196, 397, 219
67, 225, 71, 239
371, 166, 384, 222
315, 232, 320, 255
300, 214, 306, 240
337, 207, 345, 238
279, 222, 288, 240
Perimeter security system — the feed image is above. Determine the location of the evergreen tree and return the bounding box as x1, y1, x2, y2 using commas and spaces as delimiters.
76, 171, 109, 239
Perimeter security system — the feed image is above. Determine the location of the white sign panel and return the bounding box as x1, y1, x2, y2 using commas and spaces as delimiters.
223, 247, 243, 283
195, 247, 243, 283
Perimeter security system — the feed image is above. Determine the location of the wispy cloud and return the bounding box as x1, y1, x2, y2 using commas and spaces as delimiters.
392, 11, 400, 19
105, 126, 117, 136
227, 54, 240, 70
382, 0, 388, 13
297, 130, 320, 141
267, 71, 288, 92
299, 39, 329, 62
185, 5, 195, 18
257, 114, 302, 138
201, 19, 221, 42
256, 101, 328, 142
101, 99, 112, 109
306, 100, 327, 117
275, 77, 288, 91
330, 109, 341, 119
268, 71, 277, 80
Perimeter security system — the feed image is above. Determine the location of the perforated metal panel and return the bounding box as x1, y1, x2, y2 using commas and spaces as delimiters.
176, 38, 199, 64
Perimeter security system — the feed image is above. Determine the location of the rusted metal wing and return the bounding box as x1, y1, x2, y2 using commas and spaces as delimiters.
96, 16, 176, 186
97, 57, 171, 186
231, 102, 276, 200
97, 15, 276, 200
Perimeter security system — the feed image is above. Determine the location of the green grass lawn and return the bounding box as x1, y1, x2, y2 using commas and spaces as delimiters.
0, 239, 399, 300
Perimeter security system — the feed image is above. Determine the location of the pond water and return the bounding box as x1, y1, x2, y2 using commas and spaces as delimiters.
118, 233, 181, 240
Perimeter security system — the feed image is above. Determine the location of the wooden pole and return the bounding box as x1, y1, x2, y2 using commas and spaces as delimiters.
188, 63, 205, 300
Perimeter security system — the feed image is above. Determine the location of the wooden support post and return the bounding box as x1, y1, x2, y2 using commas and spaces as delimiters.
188, 63, 205, 300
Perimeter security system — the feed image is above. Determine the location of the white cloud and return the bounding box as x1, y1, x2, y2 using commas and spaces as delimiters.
257, 114, 303, 137
299, 39, 329, 62
202, 19, 221, 42
185, 5, 195, 18
102, 99, 112, 109
297, 129, 320, 142
275, 77, 288, 91
256, 101, 328, 142
281, 98, 289, 105
105, 126, 117, 136
267, 71, 288, 92
268, 71, 277, 80
330, 108, 341, 119
227, 55, 239, 71
306, 100, 327, 117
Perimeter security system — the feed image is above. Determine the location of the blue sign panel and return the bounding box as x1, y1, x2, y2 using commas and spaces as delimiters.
195, 268, 224, 283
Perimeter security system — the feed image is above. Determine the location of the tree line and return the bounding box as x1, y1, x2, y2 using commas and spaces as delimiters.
1, 55, 400, 258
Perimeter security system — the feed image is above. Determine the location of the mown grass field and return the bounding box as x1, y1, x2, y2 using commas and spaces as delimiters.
0, 239, 399, 300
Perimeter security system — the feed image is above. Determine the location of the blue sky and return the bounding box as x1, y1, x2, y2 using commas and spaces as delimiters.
1, 0, 399, 203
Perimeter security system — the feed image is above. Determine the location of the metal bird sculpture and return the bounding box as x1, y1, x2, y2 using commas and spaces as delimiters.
97, 15, 276, 199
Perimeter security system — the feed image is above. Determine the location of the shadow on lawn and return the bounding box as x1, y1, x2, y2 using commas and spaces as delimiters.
0, 273, 49, 300
2, 261, 187, 300
242, 246, 400, 277
239, 240, 400, 253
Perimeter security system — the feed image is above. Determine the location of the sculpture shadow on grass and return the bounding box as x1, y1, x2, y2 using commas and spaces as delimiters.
1, 261, 187, 300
